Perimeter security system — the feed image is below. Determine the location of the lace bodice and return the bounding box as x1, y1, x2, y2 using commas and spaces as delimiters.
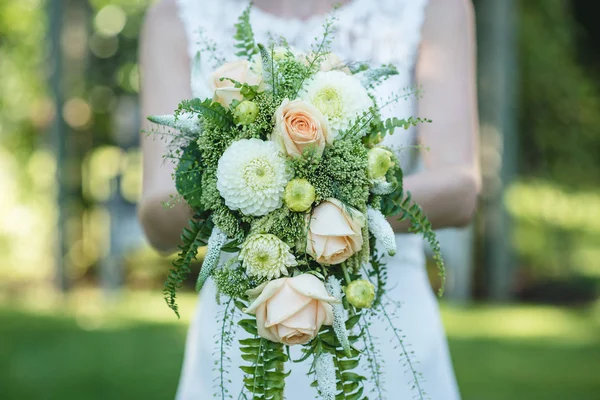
175, 0, 429, 172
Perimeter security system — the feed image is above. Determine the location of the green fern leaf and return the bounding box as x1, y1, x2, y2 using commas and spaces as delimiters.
177, 98, 234, 130
233, 4, 258, 59
239, 317, 288, 400
174, 142, 203, 209
163, 216, 213, 317
396, 190, 446, 295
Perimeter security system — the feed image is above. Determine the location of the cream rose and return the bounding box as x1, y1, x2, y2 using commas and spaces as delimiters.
271, 99, 332, 158
319, 53, 351, 75
244, 274, 337, 345
307, 198, 366, 265
211, 59, 262, 107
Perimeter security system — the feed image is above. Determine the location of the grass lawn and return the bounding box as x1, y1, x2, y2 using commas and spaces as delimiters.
1, 291, 599, 400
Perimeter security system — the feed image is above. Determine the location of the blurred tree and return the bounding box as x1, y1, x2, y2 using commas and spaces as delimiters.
519, 0, 600, 189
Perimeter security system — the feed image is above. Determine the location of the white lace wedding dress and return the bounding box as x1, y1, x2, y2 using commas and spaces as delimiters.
174, 0, 460, 398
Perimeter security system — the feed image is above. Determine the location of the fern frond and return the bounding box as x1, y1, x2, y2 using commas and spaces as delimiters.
239, 317, 288, 400
174, 142, 204, 208
177, 98, 234, 130
233, 4, 258, 59
396, 190, 446, 295
376, 116, 430, 139
163, 216, 214, 317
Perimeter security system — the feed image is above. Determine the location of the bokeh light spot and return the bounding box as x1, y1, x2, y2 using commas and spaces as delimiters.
63, 98, 92, 129
94, 5, 127, 37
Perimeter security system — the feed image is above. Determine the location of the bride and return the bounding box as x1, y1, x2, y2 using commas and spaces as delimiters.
138, 0, 480, 398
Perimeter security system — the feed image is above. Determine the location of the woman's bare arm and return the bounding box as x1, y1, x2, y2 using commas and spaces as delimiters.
390, 0, 481, 231
138, 0, 194, 253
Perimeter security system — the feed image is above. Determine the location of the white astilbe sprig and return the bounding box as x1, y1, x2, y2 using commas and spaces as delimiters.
326, 276, 351, 357
315, 352, 336, 400
370, 179, 396, 195
147, 112, 202, 135
367, 207, 397, 256
195, 226, 228, 292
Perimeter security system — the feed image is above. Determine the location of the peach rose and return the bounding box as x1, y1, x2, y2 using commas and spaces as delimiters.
307, 198, 366, 265
271, 99, 332, 158
244, 274, 337, 345
211, 59, 262, 107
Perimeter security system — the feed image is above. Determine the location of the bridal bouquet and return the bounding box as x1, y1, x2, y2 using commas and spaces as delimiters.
149, 6, 444, 400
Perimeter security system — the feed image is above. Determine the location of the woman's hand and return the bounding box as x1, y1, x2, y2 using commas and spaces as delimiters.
390, 0, 481, 231
138, 0, 194, 253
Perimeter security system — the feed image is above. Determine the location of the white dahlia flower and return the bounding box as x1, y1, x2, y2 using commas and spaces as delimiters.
298, 71, 373, 134
217, 139, 290, 216
240, 234, 298, 280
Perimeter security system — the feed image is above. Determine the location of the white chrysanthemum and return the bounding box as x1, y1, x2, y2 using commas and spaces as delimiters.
299, 71, 373, 133
217, 139, 290, 216
367, 207, 397, 256
239, 234, 298, 280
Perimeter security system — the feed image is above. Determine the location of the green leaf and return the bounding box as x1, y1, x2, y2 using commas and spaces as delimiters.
361, 64, 399, 88
239, 319, 258, 335
174, 142, 203, 209
233, 4, 258, 59
163, 216, 213, 317
177, 98, 234, 130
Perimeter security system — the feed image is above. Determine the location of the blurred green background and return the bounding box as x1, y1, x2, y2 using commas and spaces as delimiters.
0, 0, 599, 399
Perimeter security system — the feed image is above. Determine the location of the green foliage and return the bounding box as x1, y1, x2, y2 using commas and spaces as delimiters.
361, 64, 399, 89
390, 190, 446, 296
257, 43, 277, 96
212, 264, 253, 299
290, 140, 370, 209
292, 15, 338, 97
275, 55, 312, 99
250, 207, 306, 249
178, 98, 234, 130
174, 142, 203, 209
233, 4, 258, 59
215, 299, 238, 399
518, 0, 600, 189
163, 216, 214, 317
379, 302, 427, 400
238, 91, 280, 140
376, 116, 431, 139
239, 318, 289, 400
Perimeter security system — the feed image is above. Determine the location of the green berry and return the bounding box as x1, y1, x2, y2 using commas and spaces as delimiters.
367, 147, 394, 179
284, 178, 316, 212
233, 100, 259, 125
345, 279, 375, 309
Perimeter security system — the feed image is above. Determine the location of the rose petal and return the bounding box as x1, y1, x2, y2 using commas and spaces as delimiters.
327, 198, 366, 228
310, 202, 356, 237
244, 278, 286, 314
280, 300, 318, 332
255, 304, 281, 343
265, 281, 312, 326
287, 274, 339, 303
322, 236, 349, 259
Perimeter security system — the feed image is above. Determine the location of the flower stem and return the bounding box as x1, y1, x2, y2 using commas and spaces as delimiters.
341, 263, 352, 284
